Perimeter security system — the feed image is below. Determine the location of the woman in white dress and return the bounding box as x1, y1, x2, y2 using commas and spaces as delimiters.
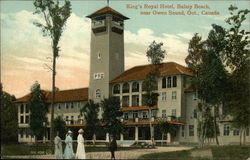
63, 130, 75, 159
75, 129, 86, 159
54, 132, 63, 159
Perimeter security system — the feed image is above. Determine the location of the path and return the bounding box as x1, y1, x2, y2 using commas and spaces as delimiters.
3, 146, 192, 159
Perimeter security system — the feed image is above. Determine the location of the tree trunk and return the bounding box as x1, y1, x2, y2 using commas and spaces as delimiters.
239, 129, 242, 145
50, 50, 56, 142
213, 106, 219, 145
161, 133, 164, 146
149, 108, 154, 146
93, 133, 96, 146
243, 129, 246, 145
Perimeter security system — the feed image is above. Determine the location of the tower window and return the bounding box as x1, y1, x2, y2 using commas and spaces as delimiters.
132, 82, 139, 92
167, 77, 171, 88
113, 84, 120, 94
97, 52, 101, 60
162, 77, 166, 88
173, 76, 177, 87
96, 89, 101, 98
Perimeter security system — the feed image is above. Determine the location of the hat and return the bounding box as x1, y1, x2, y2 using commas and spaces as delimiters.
68, 130, 73, 134
78, 129, 84, 133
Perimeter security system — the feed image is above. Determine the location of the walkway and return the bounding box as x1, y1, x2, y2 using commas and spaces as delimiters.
3, 146, 192, 159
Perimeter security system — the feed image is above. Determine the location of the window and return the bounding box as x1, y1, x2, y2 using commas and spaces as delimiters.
133, 112, 138, 119
162, 110, 166, 118
233, 129, 239, 136
96, 89, 101, 98
173, 76, 177, 87
65, 116, 69, 121
71, 103, 74, 109
97, 51, 101, 59
132, 95, 139, 106
26, 129, 29, 138
20, 129, 24, 138
224, 124, 230, 136
152, 110, 157, 118
181, 125, 185, 137
189, 125, 194, 136
193, 109, 197, 119
162, 92, 167, 101
167, 77, 171, 88
20, 104, 24, 114
25, 116, 29, 124
20, 116, 24, 123
142, 111, 148, 119
66, 103, 69, 109
71, 116, 74, 124
25, 105, 29, 113
193, 91, 197, 100
122, 96, 129, 107
132, 82, 139, 92
113, 84, 120, 94
57, 104, 61, 110
124, 112, 128, 120
122, 83, 129, 93
172, 91, 177, 101
171, 109, 176, 117
142, 82, 147, 91
162, 77, 166, 88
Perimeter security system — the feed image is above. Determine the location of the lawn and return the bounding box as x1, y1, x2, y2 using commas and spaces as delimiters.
137, 145, 250, 160
1, 143, 143, 156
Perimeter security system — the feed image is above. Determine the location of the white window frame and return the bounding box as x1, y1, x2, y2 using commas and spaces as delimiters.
171, 109, 176, 117
142, 111, 148, 119
161, 92, 167, 101
162, 109, 166, 118
172, 91, 177, 101
96, 89, 101, 98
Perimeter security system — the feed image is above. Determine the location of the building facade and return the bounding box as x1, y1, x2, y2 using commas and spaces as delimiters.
15, 6, 249, 145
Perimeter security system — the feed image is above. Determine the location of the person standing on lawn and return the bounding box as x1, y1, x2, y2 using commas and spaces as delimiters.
63, 130, 75, 159
54, 132, 63, 159
75, 129, 86, 159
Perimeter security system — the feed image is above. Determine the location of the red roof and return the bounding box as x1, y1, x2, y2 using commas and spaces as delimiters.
120, 105, 158, 111
87, 6, 129, 20
15, 88, 88, 103
111, 62, 193, 83
184, 85, 195, 92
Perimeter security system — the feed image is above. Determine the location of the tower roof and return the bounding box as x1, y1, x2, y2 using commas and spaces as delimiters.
87, 6, 129, 20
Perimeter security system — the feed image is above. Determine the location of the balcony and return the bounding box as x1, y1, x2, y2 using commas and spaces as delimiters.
120, 105, 158, 111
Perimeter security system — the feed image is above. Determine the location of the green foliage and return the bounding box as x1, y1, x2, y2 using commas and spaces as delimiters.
0, 84, 18, 144
143, 72, 159, 107
185, 33, 205, 73
158, 120, 178, 137
27, 82, 48, 140
33, 0, 71, 57
80, 99, 100, 139
146, 41, 166, 65
101, 97, 123, 138
224, 5, 250, 71
53, 116, 66, 139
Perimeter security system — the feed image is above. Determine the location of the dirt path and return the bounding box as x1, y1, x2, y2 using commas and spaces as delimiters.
3, 146, 192, 159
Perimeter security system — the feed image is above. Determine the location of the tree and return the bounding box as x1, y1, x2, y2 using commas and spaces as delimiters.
185, 33, 205, 73
80, 99, 100, 145
196, 25, 228, 145
0, 83, 18, 144
101, 97, 123, 160
144, 41, 166, 145
158, 120, 178, 146
33, 0, 71, 141
28, 82, 48, 141
223, 5, 250, 145
54, 116, 66, 139
146, 41, 166, 64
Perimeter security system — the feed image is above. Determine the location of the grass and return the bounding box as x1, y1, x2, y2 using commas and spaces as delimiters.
138, 145, 250, 160
1, 143, 143, 156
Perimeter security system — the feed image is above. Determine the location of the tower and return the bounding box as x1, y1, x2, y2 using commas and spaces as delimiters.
87, 6, 129, 102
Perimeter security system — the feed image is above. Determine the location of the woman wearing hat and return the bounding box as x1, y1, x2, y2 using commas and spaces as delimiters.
75, 128, 86, 159
63, 130, 75, 159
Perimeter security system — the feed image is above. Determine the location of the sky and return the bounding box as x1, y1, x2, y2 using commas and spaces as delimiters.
1, 0, 249, 98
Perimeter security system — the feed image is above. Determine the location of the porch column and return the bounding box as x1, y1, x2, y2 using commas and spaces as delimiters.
106, 133, 109, 142
167, 133, 171, 143
120, 133, 124, 141
135, 126, 139, 141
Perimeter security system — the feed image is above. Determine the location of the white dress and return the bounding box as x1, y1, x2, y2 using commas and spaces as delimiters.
75, 134, 86, 159
54, 136, 63, 159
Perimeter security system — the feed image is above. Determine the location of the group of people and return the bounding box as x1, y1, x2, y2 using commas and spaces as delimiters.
54, 129, 86, 159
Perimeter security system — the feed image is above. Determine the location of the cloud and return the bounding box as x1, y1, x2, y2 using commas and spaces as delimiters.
1, 10, 191, 97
